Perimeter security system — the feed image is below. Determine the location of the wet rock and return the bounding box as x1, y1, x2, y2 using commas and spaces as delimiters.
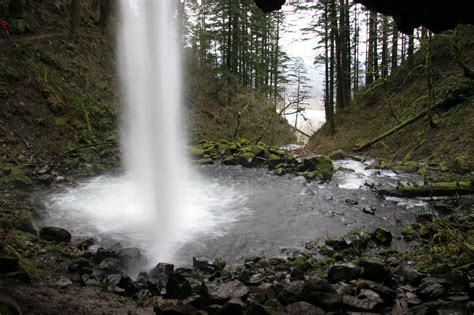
118, 247, 147, 271
278, 281, 304, 305
247, 284, 276, 305
356, 280, 396, 303
362, 206, 376, 215
149, 263, 175, 287
107, 274, 139, 296
67, 257, 93, 275
39, 226, 71, 243
98, 257, 125, 275
325, 238, 351, 251
204, 280, 250, 304
181, 295, 203, 309
342, 289, 384, 311
16, 211, 37, 235
166, 273, 192, 299
263, 299, 285, 313
221, 297, 244, 315
0, 257, 19, 274
345, 199, 359, 206
301, 277, 342, 310
94, 247, 118, 263
286, 301, 325, 315
193, 256, 226, 273
4, 271, 31, 284
197, 158, 214, 165
76, 238, 94, 250
161, 304, 198, 315
345, 229, 372, 250
54, 277, 73, 288
372, 227, 393, 245
357, 259, 392, 283
298, 156, 334, 181
393, 267, 425, 286
417, 278, 446, 301
327, 263, 362, 283
407, 301, 453, 315
205, 304, 223, 315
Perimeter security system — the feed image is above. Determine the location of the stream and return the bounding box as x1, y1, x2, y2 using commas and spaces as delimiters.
41, 158, 428, 267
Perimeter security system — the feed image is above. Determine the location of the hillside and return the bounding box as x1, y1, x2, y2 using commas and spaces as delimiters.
308, 26, 474, 173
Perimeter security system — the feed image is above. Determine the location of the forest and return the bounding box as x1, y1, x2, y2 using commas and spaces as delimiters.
0, 0, 473, 314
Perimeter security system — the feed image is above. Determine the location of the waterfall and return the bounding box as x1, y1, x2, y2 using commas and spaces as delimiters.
118, 0, 185, 262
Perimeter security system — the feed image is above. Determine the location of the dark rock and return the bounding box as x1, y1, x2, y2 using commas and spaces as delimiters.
67, 258, 93, 274
286, 301, 325, 315
263, 299, 285, 313
342, 289, 384, 311
39, 226, 72, 243
16, 211, 37, 235
205, 304, 223, 315
181, 295, 203, 309
204, 280, 250, 304
94, 247, 118, 263
98, 257, 125, 275
54, 277, 73, 288
372, 227, 393, 245
278, 281, 304, 305
0, 257, 19, 274
107, 274, 139, 296
325, 238, 351, 251
166, 273, 192, 299
358, 259, 392, 283
4, 271, 31, 283
161, 304, 198, 315
357, 280, 396, 303
416, 212, 433, 223
417, 277, 446, 301
362, 206, 376, 215
221, 297, 244, 315
327, 263, 362, 283
345, 199, 359, 206
393, 267, 425, 286
76, 238, 94, 250
149, 263, 174, 287
301, 277, 342, 310
406, 301, 454, 315
193, 256, 226, 273
345, 229, 372, 250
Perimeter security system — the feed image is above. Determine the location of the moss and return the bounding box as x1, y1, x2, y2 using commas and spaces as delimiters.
5, 246, 40, 281
401, 225, 417, 242
453, 156, 470, 174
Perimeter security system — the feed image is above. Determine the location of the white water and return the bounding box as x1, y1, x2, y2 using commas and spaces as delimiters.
44, 0, 251, 266
118, 0, 186, 261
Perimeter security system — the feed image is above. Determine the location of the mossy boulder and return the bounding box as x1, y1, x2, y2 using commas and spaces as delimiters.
299, 156, 334, 181
453, 156, 470, 174
401, 225, 417, 242
39, 226, 72, 243
16, 211, 37, 235
372, 227, 393, 245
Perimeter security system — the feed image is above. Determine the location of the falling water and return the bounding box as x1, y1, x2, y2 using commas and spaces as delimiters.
118, 0, 185, 260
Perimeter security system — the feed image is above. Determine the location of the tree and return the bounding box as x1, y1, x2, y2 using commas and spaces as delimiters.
99, 0, 112, 27
286, 58, 311, 129
70, 0, 81, 36
391, 20, 399, 72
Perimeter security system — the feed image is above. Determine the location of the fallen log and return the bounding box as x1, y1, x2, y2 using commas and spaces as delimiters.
378, 181, 474, 198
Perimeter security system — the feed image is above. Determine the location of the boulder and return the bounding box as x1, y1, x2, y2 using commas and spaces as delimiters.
67, 258, 93, 275
149, 263, 174, 287
301, 277, 342, 310
327, 263, 362, 283
107, 274, 139, 296
342, 289, 384, 311
221, 297, 245, 315
166, 273, 192, 299
39, 226, 72, 243
299, 156, 334, 181
99, 257, 125, 274
94, 247, 118, 263
193, 256, 226, 273
372, 227, 393, 245
278, 281, 304, 305
357, 259, 392, 283
204, 280, 250, 304
417, 278, 446, 301
286, 301, 325, 315
118, 247, 147, 271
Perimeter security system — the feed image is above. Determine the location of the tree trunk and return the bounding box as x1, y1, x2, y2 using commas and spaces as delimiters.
70, 0, 81, 36
99, 0, 112, 27
391, 20, 398, 73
